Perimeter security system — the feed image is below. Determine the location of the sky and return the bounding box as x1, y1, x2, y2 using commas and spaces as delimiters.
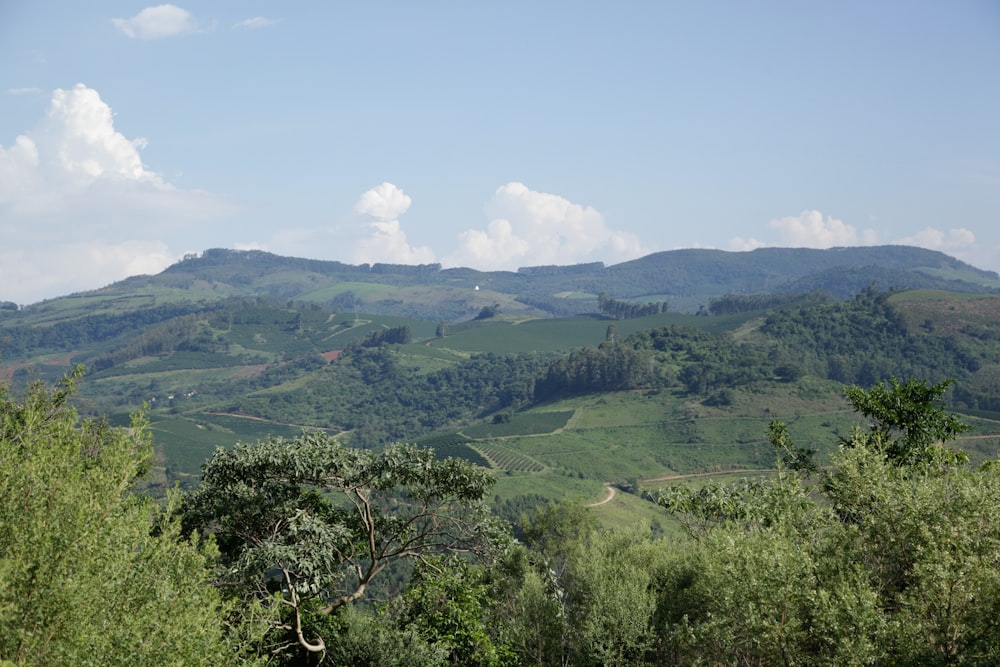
1, 1, 999, 305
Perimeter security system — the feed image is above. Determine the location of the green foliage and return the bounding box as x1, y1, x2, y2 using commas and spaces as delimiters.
649, 377, 1000, 665
182, 433, 508, 661
534, 342, 656, 399
352, 324, 413, 348
0, 370, 234, 666
510, 504, 661, 666
390, 557, 516, 667
227, 348, 547, 446
767, 419, 817, 473
843, 377, 971, 465
476, 303, 501, 320
415, 432, 491, 466
320, 604, 448, 667
707, 290, 830, 315
597, 292, 667, 320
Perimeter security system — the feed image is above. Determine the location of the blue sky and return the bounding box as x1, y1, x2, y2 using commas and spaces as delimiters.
1, 1, 998, 304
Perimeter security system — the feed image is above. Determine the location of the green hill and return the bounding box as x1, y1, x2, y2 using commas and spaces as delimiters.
2, 248, 1000, 506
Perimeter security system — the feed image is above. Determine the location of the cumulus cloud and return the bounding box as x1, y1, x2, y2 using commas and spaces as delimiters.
352, 183, 435, 265
112, 4, 197, 39
0, 84, 232, 304
446, 182, 647, 270
896, 227, 976, 251
233, 17, 275, 30
768, 210, 880, 247
727, 209, 880, 252
894, 226, 995, 272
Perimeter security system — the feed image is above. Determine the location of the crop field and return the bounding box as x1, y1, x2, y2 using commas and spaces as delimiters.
414, 433, 490, 467
148, 413, 319, 479
473, 443, 546, 472
432, 311, 756, 355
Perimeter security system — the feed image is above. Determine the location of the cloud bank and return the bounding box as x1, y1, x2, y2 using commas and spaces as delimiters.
728, 210, 986, 273
0, 84, 231, 304
446, 182, 647, 270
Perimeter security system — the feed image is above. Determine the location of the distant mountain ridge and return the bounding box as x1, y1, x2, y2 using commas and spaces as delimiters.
8, 245, 998, 319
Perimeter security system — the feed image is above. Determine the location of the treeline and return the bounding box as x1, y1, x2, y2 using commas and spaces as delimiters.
597, 292, 667, 320
0, 302, 204, 358
90, 314, 222, 372
707, 290, 829, 315
533, 342, 658, 399
225, 348, 549, 446
351, 325, 412, 349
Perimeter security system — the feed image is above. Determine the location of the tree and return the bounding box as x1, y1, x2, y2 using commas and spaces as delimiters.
476, 304, 501, 320
843, 377, 970, 465
389, 557, 515, 667
182, 433, 507, 661
0, 370, 234, 666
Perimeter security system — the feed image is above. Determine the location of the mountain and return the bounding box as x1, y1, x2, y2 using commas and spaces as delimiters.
9, 245, 998, 320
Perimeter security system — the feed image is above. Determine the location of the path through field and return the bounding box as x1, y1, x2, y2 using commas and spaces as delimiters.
588, 486, 617, 506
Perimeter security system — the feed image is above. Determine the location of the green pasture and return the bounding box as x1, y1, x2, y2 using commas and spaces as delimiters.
461, 410, 573, 438
490, 471, 679, 535
430, 311, 755, 355
297, 281, 398, 302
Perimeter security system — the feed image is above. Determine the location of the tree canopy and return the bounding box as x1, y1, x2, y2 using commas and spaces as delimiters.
0, 370, 233, 666
182, 433, 506, 661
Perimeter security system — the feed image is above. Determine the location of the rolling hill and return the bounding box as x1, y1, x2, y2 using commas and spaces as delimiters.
2, 246, 1000, 513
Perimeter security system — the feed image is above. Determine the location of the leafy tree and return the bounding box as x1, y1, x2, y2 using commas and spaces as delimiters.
511, 503, 659, 666
0, 370, 235, 666
182, 434, 507, 661
388, 557, 516, 667
843, 377, 970, 465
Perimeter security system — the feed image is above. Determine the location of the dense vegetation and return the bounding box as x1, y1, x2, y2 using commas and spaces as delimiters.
0, 372, 234, 665
4, 373, 999, 665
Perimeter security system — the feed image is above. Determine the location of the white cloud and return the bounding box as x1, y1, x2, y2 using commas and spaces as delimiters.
0, 84, 232, 304
727, 236, 766, 252
354, 182, 412, 220
234, 17, 275, 30
767, 210, 880, 248
1, 241, 174, 304
728, 209, 881, 252
112, 4, 197, 40
352, 183, 435, 265
896, 227, 976, 251
446, 182, 647, 270
894, 226, 994, 273
7, 87, 43, 96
